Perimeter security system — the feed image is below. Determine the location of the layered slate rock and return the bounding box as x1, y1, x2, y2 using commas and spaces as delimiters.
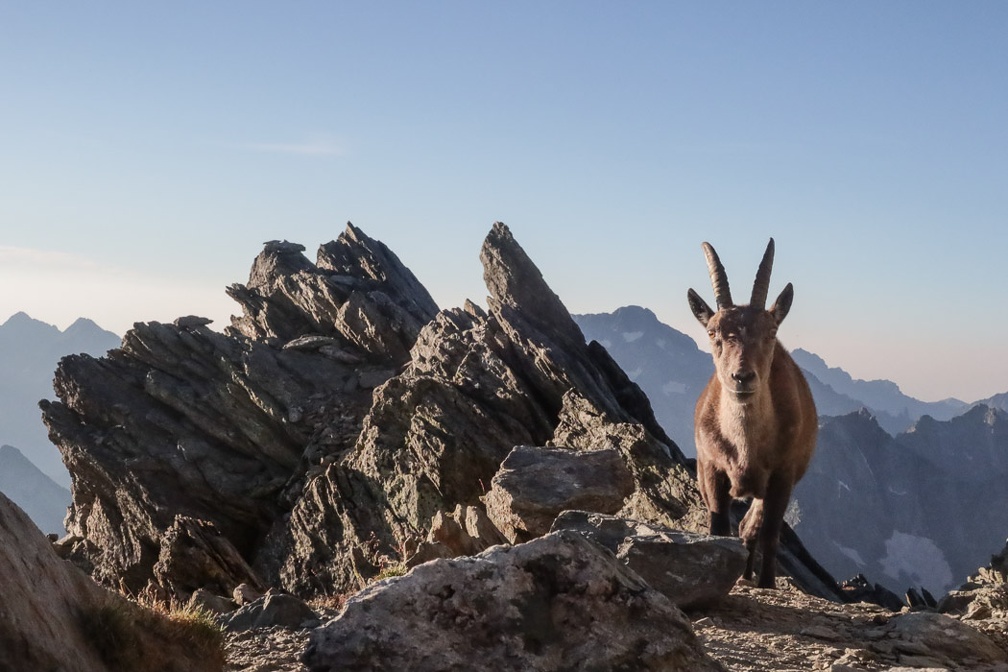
42, 224, 437, 595
266, 222, 708, 597
303, 530, 725, 672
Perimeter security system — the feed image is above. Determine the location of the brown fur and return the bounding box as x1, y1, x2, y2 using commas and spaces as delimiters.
688, 243, 817, 588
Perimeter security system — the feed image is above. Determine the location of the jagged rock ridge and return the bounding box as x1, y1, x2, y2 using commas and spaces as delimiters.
41, 221, 838, 607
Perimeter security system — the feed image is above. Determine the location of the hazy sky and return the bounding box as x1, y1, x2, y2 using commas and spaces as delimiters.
1, 3, 1006, 403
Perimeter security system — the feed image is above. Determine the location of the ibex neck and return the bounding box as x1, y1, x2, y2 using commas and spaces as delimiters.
718, 387, 776, 456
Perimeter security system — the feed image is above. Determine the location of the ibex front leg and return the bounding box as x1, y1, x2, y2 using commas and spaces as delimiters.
700, 466, 732, 537
744, 471, 793, 589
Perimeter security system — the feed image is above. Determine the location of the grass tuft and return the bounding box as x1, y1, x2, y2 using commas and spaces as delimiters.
81, 596, 225, 672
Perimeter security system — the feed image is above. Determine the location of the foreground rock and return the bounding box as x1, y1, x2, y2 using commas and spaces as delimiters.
939, 539, 1008, 655
304, 530, 725, 672
0, 491, 110, 672
0, 492, 221, 672
552, 510, 747, 609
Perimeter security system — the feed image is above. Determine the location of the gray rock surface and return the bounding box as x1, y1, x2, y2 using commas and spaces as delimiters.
221, 593, 320, 632
409, 504, 509, 565
482, 445, 635, 543
0, 491, 110, 672
304, 530, 725, 672
552, 510, 747, 609
878, 610, 1007, 668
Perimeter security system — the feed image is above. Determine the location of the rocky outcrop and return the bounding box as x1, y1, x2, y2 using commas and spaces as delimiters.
41, 224, 436, 596
304, 530, 725, 672
41, 220, 841, 608
939, 539, 1008, 657
263, 222, 708, 597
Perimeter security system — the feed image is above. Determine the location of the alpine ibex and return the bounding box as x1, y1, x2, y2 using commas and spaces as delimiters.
687, 238, 817, 588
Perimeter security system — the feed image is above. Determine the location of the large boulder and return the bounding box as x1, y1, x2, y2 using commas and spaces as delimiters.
0, 492, 110, 671
482, 445, 635, 543
552, 510, 747, 609
303, 530, 725, 672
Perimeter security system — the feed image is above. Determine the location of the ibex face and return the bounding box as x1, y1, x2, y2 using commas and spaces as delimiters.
687, 239, 793, 403
701, 306, 785, 402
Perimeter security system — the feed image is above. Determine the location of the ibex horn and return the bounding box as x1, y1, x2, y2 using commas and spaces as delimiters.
750, 238, 775, 309
701, 242, 733, 309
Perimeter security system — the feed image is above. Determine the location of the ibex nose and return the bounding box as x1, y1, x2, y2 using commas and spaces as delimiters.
731, 371, 756, 386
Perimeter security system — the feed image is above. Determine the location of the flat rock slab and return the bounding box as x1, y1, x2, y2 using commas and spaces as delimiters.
552, 510, 747, 609
304, 530, 724, 672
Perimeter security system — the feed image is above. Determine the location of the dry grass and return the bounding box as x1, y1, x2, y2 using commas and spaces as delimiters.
82, 596, 225, 672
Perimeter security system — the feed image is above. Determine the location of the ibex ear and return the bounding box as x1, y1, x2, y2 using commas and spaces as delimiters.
770, 282, 793, 325
687, 288, 715, 327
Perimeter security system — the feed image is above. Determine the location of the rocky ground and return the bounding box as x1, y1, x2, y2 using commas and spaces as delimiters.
223, 579, 1008, 672
696, 581, 1008, 671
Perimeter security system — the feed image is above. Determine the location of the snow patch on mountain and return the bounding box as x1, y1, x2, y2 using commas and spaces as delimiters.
834, 542, 866, 567
662, 381, 686, 395
880, 531, 954, 592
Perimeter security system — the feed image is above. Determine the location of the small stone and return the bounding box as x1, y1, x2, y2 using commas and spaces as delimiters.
234, 582, 263, 606
801, 624, 843, 641
221, 593, 319, 632
188, 587, 235, 615
174, 315, 213, 328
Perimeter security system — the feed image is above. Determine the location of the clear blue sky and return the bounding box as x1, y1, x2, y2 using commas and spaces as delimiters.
1, 2, 1006, 402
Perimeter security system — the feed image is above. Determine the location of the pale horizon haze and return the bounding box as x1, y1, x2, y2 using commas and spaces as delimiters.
2, 3, 1006, 404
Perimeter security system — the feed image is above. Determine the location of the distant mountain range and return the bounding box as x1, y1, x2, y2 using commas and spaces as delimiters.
574, 305, 1008, 595
573, 306, 1001, 456
0, 312, 120, 486
792, 405, 1008, 596
0, 444, 71, 535
790, 348, 968, 435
